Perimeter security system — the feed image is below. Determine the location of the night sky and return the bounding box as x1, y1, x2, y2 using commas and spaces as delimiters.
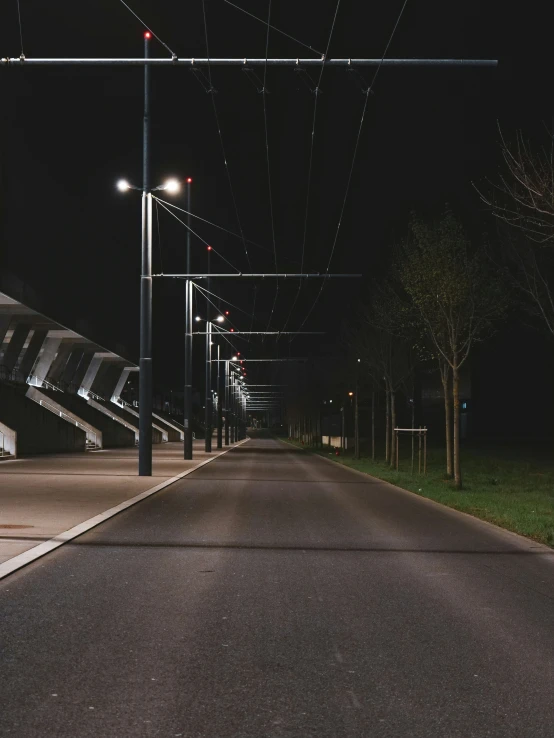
0, 0, 551, 410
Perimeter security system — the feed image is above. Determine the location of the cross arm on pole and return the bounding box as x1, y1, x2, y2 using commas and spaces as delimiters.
153, 273, 361, 279
1, 58, 498, 67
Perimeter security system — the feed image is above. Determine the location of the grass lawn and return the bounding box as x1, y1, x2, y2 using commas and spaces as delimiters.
283, 437, 554, 547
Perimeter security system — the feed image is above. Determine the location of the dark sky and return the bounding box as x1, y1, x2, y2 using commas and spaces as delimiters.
0, 0, 551, 394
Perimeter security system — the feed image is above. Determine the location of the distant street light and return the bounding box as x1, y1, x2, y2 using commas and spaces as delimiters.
194, 314, 226, 452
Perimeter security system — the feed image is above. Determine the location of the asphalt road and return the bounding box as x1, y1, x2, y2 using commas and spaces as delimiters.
1, 435, 554, 737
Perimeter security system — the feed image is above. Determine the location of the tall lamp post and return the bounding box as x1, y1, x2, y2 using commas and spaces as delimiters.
116, 174, 181, 476
195, 314, 225, 452
184, 176, 194, 460
116, 33, 185, 476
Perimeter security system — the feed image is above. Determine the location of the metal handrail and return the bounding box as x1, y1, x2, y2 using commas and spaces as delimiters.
38, 399, 98, 447
85, 389, 106, 402
27, 375, 63, 392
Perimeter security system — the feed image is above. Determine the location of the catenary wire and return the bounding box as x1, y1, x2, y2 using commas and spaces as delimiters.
194, 282, 264, 324
153, 196, 301, 266
155, 199, 164, 274
222, 0, 323, 56
262, 0, 279, 335
16, 0, 24, 57
292, 0, 410, 337
156, 199, 241, 273
202, 0, 252, 273
280, 0, 342, 334
116, 0, 176, 57
193, 283, 241, 334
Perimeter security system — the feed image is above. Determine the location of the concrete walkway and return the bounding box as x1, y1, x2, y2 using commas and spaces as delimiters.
0, 441, 238, 565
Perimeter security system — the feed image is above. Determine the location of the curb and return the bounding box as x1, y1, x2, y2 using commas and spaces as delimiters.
278, 438, 554, 555
0, 438, 250, 580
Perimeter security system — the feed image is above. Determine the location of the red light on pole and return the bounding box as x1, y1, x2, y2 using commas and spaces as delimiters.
144, 31, 152, 39
225, 311, 230, 315
207, 246, 212, 251
187, 177, 192, 183
230, 328, 234, 332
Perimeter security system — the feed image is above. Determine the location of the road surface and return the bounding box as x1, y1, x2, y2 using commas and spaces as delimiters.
1, 434, 554, 737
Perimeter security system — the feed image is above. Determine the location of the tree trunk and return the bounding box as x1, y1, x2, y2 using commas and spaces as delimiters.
440, 362, 453, 478
453, 364, 462, 489
390, 390, 396, 467
384, 387, 390, 462
411, 397, 415, 474
371, 390, 375, 460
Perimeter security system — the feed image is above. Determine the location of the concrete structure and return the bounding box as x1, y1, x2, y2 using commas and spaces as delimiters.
0, 286, 162, 456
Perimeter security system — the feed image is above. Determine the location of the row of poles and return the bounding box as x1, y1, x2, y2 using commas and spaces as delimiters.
1, 40, 497, 475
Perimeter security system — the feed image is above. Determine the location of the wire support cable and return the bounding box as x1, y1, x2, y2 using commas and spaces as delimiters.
202, 0, 252, 273
261, 0, 279, 335
154, 199, 164, 274
153, 197, 301, 266
156, 199, 241, 273
192, 283, 241, 334
223, 0, 323, 56
16, 0, 24, 58
293, 0, 409, 337
193, 281, 265, 325
281, 0, 342, 335
116, 0, 176, 58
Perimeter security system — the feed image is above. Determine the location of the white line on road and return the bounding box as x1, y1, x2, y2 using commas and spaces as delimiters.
0, 439, 249, 580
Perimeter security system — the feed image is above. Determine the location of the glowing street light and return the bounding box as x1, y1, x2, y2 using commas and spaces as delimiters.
116, 179, 132, 192
159, 177, 180, 193
115, 168, 182, 476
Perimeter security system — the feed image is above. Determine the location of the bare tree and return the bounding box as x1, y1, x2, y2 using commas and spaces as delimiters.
476, 126, 554, 244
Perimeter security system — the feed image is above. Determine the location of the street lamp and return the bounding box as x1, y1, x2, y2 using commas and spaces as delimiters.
194, 315, 226, 452
116, 174, 181, 476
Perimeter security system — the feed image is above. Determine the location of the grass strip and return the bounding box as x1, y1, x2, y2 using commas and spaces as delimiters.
282, 438, 554, 547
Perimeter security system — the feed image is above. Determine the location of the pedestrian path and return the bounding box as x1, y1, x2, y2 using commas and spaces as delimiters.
0, 441, 240, 567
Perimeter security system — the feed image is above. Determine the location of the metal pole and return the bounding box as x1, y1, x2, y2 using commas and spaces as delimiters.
354, 380, 359, 460
230, 371, 236, 443
371, 389, 375, 460
418, 426, 422, 474
224, 359, 230, 445
217, 344, 223, 448
183, 282, 193, 458
139, 34, 152, 477
424, 428, 427, 475
183, 179, 193, 460
411, 401, 415, 474
204, 321, 212, 451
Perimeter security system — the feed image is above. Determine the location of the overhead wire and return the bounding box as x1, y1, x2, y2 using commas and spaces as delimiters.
16, 0, 24, 57
280, 0, 342, 335
201, 0, 252, 273
262, 0, 279, 336
153, 198, 301, 266
292, 0, 410, 337
116, 0, 176, 57
192, 283, 241, 336
155, 198, 242, 273
154, 199, 164, 274
193, 282, 264, 324
222, 0, 323, 56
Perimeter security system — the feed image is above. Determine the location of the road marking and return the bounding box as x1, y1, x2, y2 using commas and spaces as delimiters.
0, 439, 249, 580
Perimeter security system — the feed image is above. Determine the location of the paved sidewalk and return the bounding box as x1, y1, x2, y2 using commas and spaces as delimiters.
0, 440, 238, 565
